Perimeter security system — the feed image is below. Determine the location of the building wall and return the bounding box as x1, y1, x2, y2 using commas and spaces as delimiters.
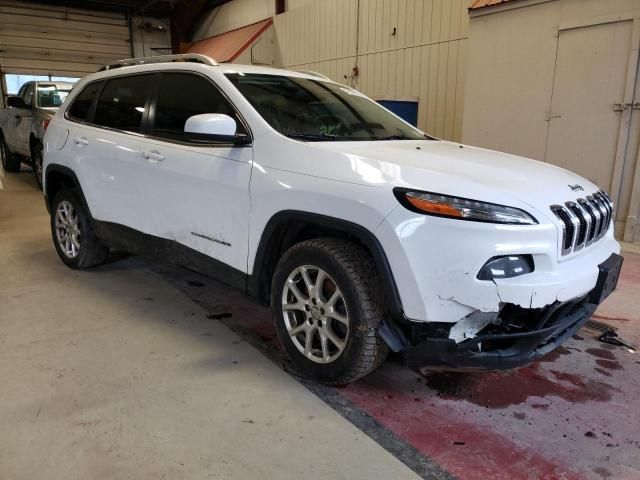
193, 0, 276, 40
193, 0, 472, 141
462, 0, 640, 242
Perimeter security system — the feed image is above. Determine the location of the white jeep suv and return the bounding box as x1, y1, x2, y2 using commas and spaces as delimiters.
43, 54, 622, 384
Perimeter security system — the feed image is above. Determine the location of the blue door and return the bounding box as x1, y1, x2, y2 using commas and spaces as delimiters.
377, 100, 419, 127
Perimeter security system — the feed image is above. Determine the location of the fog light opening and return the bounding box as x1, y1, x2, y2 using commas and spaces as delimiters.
477, 255, 534, 281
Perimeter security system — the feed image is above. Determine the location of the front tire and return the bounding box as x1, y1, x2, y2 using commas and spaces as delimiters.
0, 132, 21, 173
51, 189, 109, 269
271, 238, 389, 385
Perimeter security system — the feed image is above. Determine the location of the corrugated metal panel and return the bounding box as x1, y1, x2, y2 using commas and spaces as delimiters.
0, 0, 131, 76
470, 0, 520, 9
185, 18, 273, 63
272, 0, 471, 141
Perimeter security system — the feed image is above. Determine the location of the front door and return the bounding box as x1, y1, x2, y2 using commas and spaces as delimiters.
8, 83, 34, 155
140, 71, 252, 276
545, 18, 640, 239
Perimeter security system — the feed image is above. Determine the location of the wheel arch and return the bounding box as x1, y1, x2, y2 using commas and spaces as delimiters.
44, 164, 90, 216
248, 210, 405, 321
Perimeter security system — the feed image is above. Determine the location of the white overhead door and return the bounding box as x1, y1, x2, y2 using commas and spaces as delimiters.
0, 0, 132, 77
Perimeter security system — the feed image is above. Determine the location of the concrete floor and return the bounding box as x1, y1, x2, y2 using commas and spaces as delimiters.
1, 166, 639, 480
0, 169, 419, 479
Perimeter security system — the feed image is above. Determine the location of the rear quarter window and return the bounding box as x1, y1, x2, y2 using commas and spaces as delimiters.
93, 75, 154, 133
67, 81, 103, 121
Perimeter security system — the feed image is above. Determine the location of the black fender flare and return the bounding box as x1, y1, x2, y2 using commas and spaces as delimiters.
248, 210, 406, 324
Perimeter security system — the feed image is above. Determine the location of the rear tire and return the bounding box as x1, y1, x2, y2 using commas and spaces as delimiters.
271, 238, 389, 385
31, 142, 43, 190
0, 132, 21, 173
51, 189, 109, 269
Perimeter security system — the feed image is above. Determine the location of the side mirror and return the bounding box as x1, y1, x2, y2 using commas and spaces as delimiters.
6, 96, 28, 109
184, 113, 249, 144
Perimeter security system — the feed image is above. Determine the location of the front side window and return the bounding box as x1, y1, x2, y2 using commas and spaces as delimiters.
225, 73, 429, 141
152, 72, 246, 141
94, 75, 153, 133
67, 81, 103, 122
37, 84, 72, 108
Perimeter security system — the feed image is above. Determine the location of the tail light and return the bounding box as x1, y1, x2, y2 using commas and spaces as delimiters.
42, 119, 51, 132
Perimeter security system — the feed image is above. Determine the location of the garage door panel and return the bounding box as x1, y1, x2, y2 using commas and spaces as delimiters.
1, 48, 124, 66
0, 26, 131, 46
0, 0, 131, 78
0, 35, 130, 56
0, 15, 129, 36
0, 3, 128, 26
1, 57, 104, 76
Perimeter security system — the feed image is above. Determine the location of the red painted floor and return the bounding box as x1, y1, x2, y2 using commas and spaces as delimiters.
162, 250, 640, 480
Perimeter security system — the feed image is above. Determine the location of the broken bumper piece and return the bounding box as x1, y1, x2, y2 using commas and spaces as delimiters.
404, 299, 597, 371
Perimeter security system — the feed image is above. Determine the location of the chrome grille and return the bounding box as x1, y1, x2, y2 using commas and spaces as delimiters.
550, 190, 613, 256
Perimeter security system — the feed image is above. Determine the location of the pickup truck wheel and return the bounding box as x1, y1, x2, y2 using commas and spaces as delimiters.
0, 133, 21, 173
31, 143, 43, 190
271, 238, 389, 385
51, 190, 109, 269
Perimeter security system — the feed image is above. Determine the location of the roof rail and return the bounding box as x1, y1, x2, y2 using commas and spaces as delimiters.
99, 54, 218, 71
296, 70, 331, 80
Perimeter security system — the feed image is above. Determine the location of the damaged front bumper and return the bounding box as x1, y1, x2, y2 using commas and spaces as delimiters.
403, 299, 596, 370
394, 253, 623, 371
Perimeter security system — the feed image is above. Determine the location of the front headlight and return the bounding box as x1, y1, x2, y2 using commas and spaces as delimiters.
393, 188, 538, 225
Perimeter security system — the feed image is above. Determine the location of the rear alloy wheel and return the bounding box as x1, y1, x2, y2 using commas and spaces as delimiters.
55, 200, 82, 259
0, 133, 21, 172
51, 189, 109, 269
32, 143, 43, 190
272, 238, 389, 385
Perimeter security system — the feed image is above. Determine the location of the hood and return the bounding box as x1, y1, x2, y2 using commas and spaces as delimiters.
310, 140, 600, 221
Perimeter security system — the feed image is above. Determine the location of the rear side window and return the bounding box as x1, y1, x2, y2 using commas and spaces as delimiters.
151, 73, 246, 141
94, 75, 153, 133
67, 82, 103, 121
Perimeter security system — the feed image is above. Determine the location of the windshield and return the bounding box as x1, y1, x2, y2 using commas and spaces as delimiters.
37, 84, 72, 108
225, 73, 430, 141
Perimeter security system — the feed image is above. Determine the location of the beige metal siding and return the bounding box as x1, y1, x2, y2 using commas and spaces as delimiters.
272, 0, 472, 140
462, 0, 640, 243
0, 0, 131, 76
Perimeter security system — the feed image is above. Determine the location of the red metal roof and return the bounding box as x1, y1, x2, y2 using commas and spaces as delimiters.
184, 18, 273, 63
470, 0, 520, 9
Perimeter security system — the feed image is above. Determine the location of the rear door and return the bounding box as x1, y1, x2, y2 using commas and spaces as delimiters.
139, 71, 253, 275
66, 73, 155, 234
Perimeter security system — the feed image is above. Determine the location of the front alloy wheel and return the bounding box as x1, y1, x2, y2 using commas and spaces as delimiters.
272, 238, 389, 385
282, 265, 349, 364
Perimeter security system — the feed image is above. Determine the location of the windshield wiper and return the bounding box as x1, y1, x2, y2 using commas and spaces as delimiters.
285, 132, 338, 141
378, 134, 414, 140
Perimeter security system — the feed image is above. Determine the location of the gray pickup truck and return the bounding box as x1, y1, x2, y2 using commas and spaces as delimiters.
0, 81, 75, 189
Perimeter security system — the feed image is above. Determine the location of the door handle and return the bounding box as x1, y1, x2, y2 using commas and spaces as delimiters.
142, 150, 165, 162
73, 136, 89, 146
